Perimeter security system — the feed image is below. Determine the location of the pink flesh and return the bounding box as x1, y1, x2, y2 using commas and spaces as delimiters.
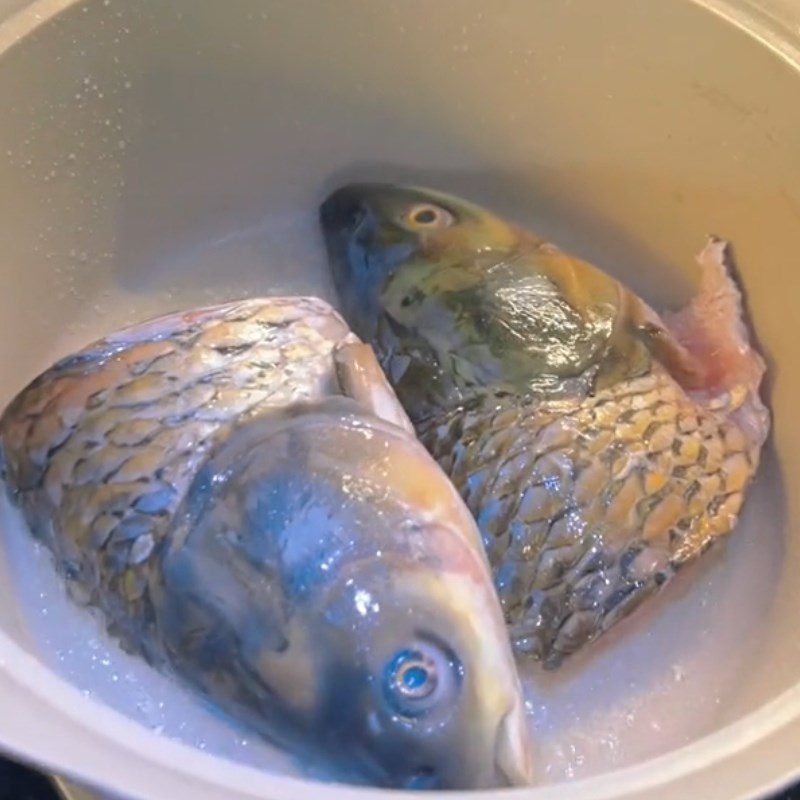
660, 238, 769, 449
663, 238, 766, 397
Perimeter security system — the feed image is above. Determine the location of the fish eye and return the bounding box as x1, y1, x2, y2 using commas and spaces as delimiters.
394, 654, 438, 699
402, 203, 454, 231
383, 640, 461, 719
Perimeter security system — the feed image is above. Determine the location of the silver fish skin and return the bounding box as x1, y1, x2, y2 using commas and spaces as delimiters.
0, 296, 533, 789
321, 184, 770, 668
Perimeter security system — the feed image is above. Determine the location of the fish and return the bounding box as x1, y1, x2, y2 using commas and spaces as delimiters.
0, 296, 533, 789
321, 184, 770, 668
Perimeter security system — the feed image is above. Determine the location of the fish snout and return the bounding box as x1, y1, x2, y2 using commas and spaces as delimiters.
320, 184, 412, 335
320, 185, 370, 236
378, 698, 533, 790
494, 701, 535, 787
411, 697, 533, 790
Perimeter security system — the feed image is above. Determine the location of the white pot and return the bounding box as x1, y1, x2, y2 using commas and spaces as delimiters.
0, 2, 799, 799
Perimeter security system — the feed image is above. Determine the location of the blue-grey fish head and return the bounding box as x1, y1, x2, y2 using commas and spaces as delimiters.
321, 184, 644, 416
320, 183, 522, 341
314, 550, 532, 789
160, 402, 533, 790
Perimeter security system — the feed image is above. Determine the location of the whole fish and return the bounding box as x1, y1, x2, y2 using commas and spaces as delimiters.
0, 296, 533, 789
321, 184, 769, 668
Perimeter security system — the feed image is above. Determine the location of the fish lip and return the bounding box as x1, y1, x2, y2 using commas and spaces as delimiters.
320, 187, 384, 332
493, 703, 535, 787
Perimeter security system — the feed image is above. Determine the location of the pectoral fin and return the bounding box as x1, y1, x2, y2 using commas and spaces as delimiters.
333, 335, 415, 434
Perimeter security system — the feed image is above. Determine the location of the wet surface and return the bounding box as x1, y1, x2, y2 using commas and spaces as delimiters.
0, 1, 796, 796
0, 209, 787, 787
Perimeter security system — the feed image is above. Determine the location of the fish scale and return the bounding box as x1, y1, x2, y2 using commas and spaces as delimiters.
321, 183, 770, 667
0, 293, 535, 788
0, 296, 343, 649
419, 365, 758, 666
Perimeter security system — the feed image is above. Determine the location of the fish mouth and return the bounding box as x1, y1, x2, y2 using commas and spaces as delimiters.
319, 185, 374, 292
320, 185, 417, 339
320, 185, 371, 236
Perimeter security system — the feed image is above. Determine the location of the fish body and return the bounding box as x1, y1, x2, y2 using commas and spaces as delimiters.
321, 184, 769, 667
0, 296, 532, 788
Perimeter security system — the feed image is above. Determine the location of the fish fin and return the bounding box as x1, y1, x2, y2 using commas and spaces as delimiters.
663, 237, 766, 396
661, 238, 770, 448
333, 336, 415, 435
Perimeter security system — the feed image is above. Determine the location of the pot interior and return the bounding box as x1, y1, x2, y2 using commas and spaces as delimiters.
0, 1, 798, 798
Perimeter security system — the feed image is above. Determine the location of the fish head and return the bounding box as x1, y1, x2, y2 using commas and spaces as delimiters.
321, 184, 646, 412
316, 548, 532, 790
161, 402, 533, 789
320, 183, 523, 339
298, 407, 532, 789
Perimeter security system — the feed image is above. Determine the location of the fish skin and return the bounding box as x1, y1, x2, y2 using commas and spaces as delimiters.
419, 362, 760, 665
0, 296, 533, 789
321, 184, 769, 667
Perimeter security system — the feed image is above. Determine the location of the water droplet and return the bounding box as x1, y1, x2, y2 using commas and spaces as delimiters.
118, 140, 126, 150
